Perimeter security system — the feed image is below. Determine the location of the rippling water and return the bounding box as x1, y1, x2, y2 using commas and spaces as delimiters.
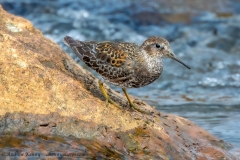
1, 0, 240, 156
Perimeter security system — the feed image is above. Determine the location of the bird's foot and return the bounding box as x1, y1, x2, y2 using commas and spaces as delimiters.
129, 102, 152, 115
122, 88, 152, 115
105, 99, 109, 107
98, 80, 122, 110
106, 97, 122, 110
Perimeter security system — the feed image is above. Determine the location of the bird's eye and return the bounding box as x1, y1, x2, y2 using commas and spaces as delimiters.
156, 43, 161, 48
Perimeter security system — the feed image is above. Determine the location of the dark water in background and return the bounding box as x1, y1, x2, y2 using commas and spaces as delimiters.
1, 0, 240, 155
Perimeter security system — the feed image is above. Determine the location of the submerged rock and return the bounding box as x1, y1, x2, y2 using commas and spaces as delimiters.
0, 6, 237, 159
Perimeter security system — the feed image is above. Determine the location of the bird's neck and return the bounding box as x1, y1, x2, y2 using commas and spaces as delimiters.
142, 51, 163, 74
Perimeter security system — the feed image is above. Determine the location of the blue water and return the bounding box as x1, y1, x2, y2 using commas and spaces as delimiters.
1, 0, 240, 156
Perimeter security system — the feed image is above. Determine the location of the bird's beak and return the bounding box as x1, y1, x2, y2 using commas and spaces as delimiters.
168, 50, 190, 69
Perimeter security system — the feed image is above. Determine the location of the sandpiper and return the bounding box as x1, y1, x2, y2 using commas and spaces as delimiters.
64, 36, 190, 113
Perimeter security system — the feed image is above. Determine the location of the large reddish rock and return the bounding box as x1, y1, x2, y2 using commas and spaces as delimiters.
0, 6, 237, 159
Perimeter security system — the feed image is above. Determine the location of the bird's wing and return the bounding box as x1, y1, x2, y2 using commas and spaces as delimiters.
64, 36, 133, 80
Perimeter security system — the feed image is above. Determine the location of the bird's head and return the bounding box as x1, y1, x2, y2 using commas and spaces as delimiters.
141, 36, 190, 69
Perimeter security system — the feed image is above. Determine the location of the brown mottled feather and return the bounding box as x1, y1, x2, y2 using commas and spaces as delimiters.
96, 43, 127, 67
64, 34, 190, 115
64, 36, 135, 83
64, 36, 190, 88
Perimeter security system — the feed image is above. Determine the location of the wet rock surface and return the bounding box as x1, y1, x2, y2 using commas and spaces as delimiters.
0, 6, 238, 159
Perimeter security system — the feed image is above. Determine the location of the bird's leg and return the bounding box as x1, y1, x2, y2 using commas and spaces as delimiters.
122, 88, 135, 108
122, 88, 150, 114
98, 80, 121, 109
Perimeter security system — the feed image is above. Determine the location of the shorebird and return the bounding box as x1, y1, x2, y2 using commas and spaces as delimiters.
64, 36, 190, 113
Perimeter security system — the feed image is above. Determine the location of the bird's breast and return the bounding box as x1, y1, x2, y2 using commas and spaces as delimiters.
129, 56, 163, 88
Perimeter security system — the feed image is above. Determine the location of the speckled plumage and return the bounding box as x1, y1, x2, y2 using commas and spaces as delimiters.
64, 36, 190, 112
64, 36, 190, 89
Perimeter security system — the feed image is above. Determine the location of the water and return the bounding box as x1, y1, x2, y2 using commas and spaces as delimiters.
1, 0, 240, 156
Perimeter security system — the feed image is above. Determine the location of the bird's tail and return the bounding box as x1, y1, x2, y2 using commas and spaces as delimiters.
64, 36, 79, 47
64, 36, 87, 60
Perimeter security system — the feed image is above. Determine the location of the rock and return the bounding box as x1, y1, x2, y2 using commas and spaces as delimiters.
0, 6, 237, 159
